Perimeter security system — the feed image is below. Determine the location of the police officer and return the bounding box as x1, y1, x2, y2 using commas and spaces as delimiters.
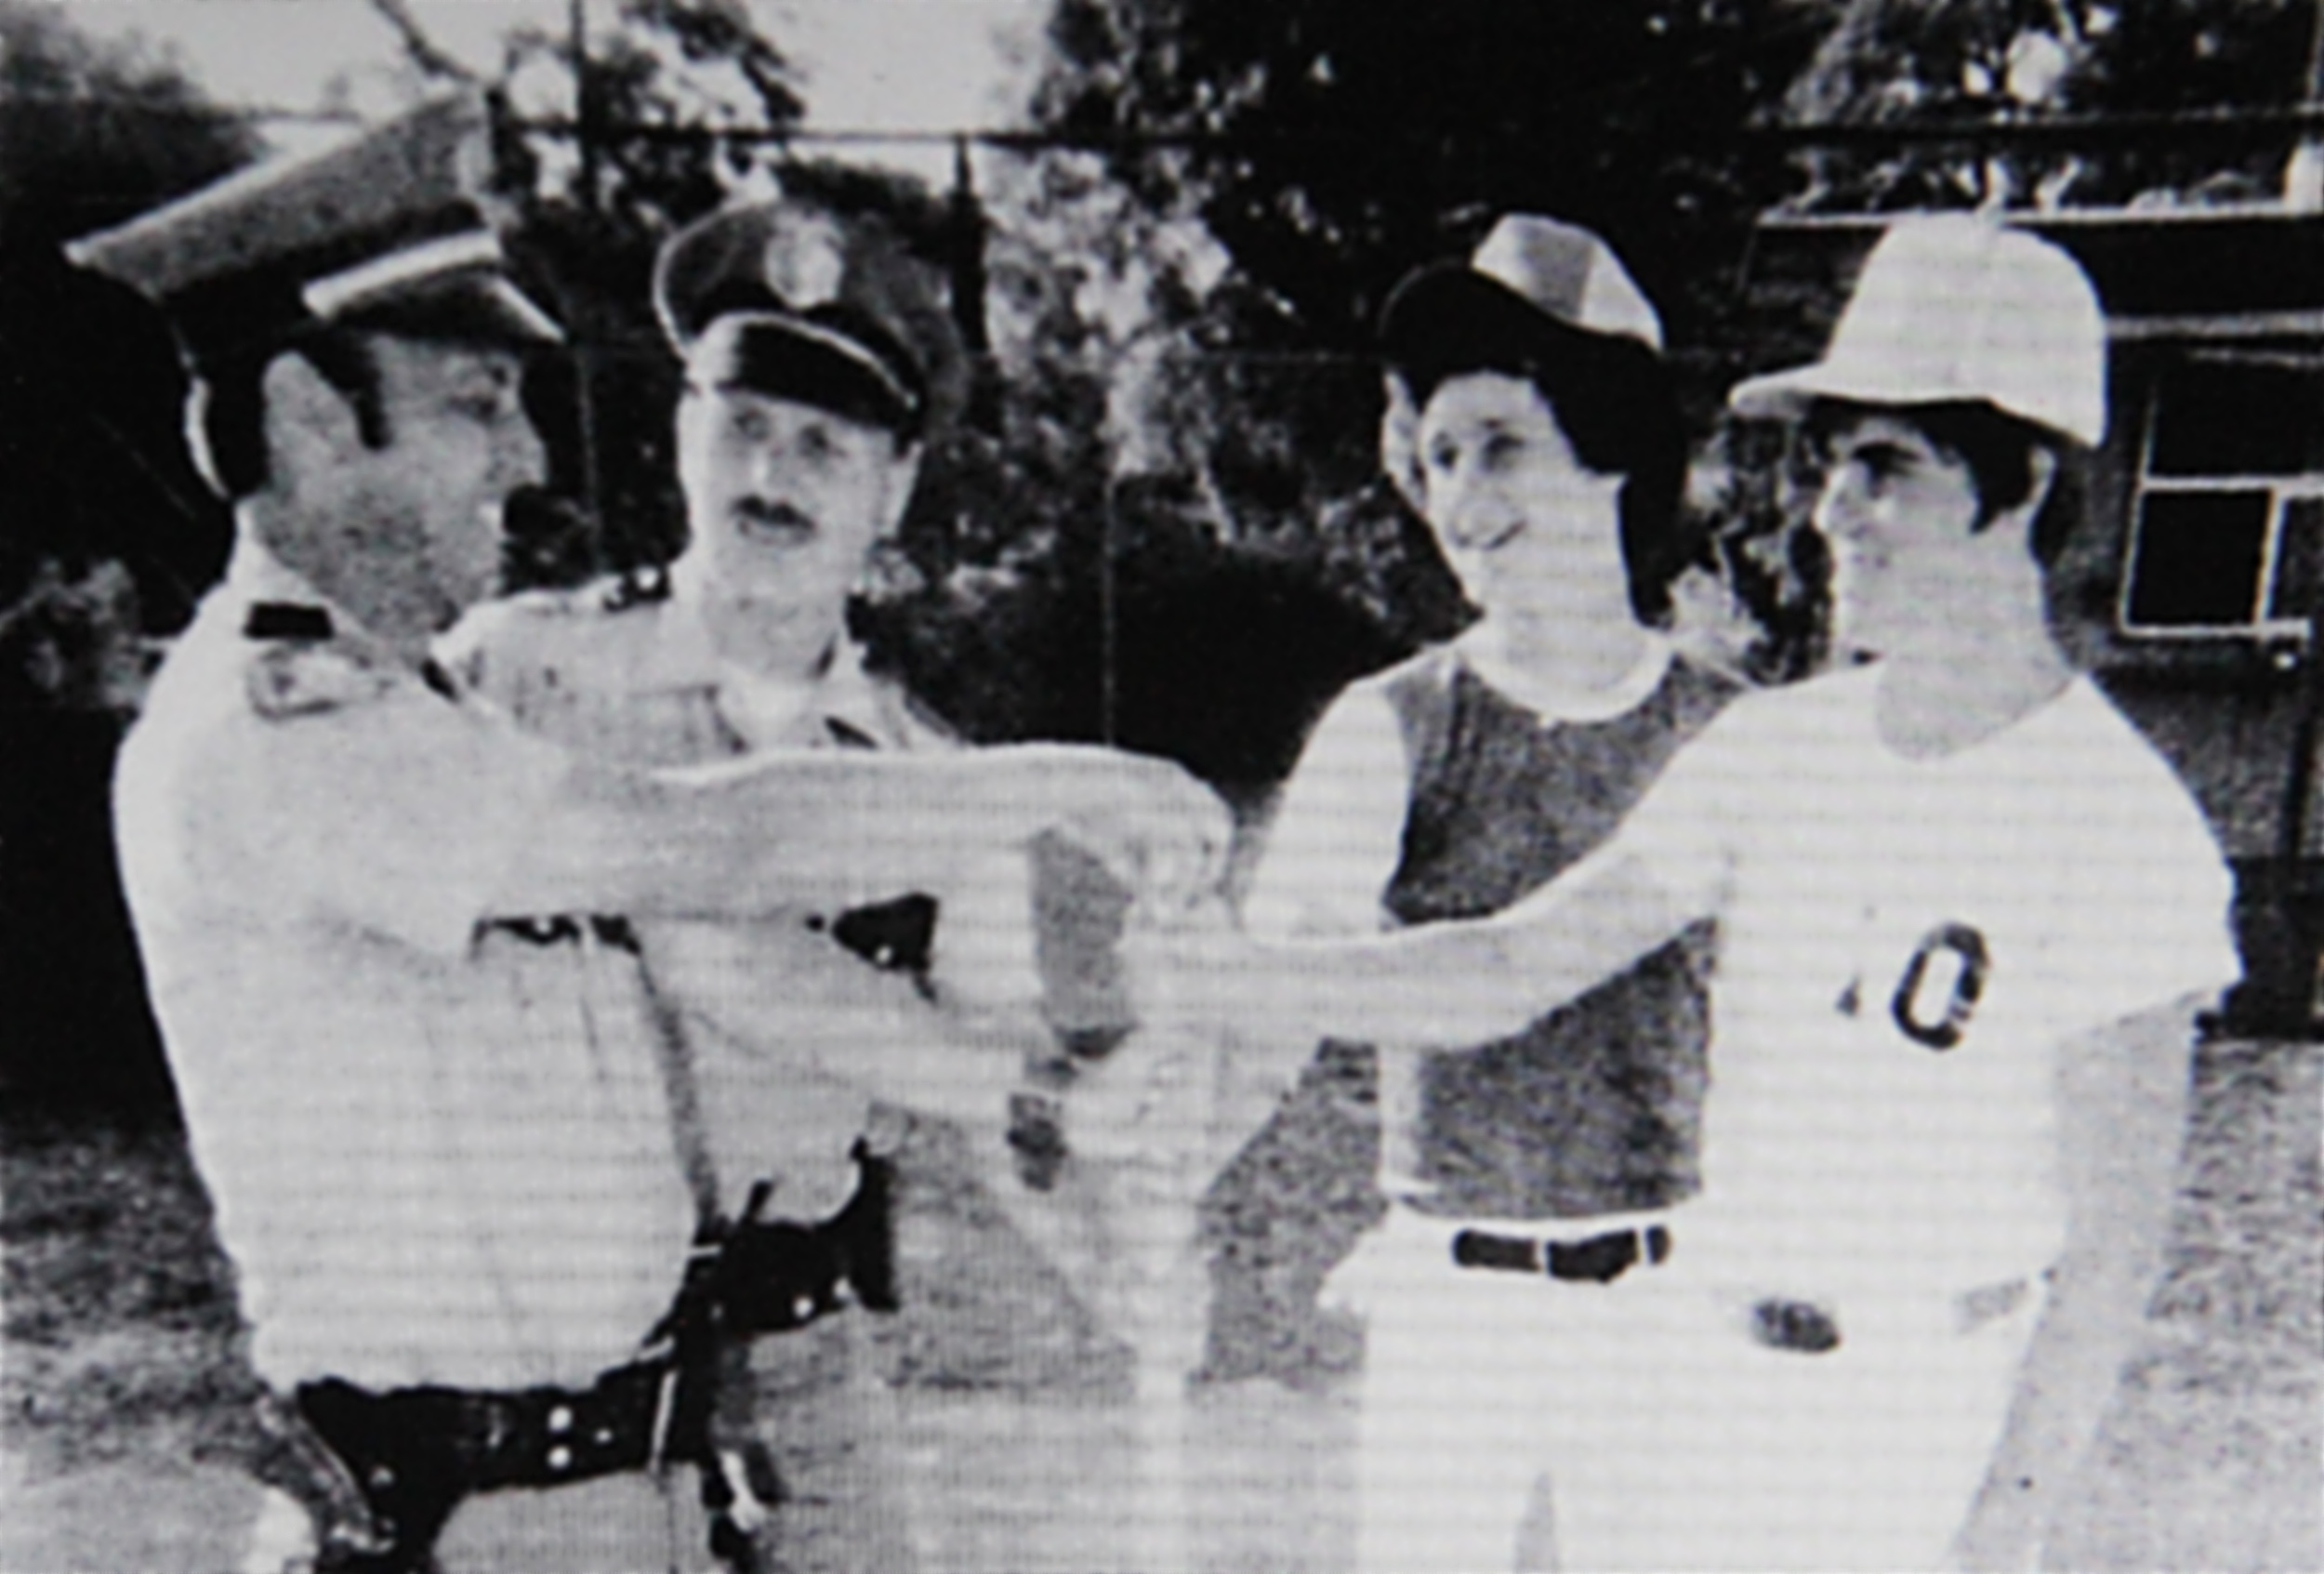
447, 196, 960, 764
446, 193, 1192, 1572
86, 96, 1225, 1573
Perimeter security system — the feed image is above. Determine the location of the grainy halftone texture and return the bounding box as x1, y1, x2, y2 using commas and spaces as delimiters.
5, 1032, 2317, 1571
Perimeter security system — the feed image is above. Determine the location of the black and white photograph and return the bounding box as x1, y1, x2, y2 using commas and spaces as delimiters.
1, 2, 2317, 1569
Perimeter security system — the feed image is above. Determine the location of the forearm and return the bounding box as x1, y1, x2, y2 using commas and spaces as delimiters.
1952, 999, 2198, 1571
504, 743, 1224, 921
1228, 849, 1690, 1049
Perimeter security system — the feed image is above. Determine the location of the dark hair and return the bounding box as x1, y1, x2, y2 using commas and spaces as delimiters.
195, 326, 388, 499
1811, 399, 2079, 567
1390, 325, 1687, 624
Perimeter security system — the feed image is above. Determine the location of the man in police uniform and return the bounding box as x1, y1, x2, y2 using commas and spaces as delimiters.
444, 195, 1182, 1571
86, 96, 1224, 1574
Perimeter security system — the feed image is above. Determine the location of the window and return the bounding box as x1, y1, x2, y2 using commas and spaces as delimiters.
2119, 353, 2324, 638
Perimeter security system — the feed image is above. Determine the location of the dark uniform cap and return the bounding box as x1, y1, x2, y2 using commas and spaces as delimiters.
654, 200, 958, 442
1380, 213, 1663, 377
65, 92, 560, 367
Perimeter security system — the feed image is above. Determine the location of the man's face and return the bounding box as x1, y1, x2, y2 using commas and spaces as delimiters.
1811, 411, 1986, 657
1416, 370, 1626, 625
674, 380, 918, 678
348, 336, 544, 629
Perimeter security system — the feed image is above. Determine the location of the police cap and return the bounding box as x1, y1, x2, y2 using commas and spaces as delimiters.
654, 200, 957, 443
67, 92, 560, 370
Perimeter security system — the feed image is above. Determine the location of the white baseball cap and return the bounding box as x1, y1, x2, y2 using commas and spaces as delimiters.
1380, 213, 1664, 367
1729, 215, 2106, 447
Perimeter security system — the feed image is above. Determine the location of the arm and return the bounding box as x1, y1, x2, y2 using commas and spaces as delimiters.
498, 741, 1232, 925
1240, 678, 1412, 940
1948, 993, 2203, 1574
1156, 844, 1699, 1077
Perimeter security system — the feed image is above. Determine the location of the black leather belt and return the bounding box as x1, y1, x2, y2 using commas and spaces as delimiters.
282, 1152, 896, 1569
295, 1359, 683, 1567
1451, 1223, 1672, 1284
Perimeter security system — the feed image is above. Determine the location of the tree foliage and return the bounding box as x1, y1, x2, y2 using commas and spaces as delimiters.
1031, 0, 1829, 355
0, 2, 258, 692
1782, 0, 2324, 211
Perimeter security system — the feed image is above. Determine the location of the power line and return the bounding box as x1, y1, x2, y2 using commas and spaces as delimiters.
9, 85, 2324, 155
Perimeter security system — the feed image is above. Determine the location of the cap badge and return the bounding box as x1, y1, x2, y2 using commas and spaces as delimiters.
761, 213, 847, 311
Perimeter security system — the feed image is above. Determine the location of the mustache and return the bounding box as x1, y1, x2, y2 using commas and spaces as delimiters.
732, 497, 818, 540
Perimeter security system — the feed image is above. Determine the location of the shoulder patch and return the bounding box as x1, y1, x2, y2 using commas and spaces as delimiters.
244, 642, 395, 720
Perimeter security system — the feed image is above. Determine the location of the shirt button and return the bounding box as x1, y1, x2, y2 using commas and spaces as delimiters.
548, 1405, 574, 1435
548, 1444, 574, 1473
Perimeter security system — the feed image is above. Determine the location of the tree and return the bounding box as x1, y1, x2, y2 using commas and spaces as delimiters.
0, 2, 259, 1106
1778, 0, 2324, 212
0, 1, 258, 672
1030, 1, 1828, 359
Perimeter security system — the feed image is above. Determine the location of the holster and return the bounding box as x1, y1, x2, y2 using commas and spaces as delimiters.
706, 1140, 898, 1334
260, 1147, 897, 1573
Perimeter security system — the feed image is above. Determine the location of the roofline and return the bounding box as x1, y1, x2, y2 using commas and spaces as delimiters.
1755, 201, 2324, 235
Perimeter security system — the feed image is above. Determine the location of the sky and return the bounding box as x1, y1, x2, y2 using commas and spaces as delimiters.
50, 0, 1048, 177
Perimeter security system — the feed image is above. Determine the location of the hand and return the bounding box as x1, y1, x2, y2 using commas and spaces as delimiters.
1039, 748, 1233, 917
926, 844, 1043, 1017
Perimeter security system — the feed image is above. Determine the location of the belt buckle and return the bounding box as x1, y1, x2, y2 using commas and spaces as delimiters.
1748, 1297, 1842, 1354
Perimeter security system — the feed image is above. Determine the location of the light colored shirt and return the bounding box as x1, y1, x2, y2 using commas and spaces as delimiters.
442, 582, 950, 767
1616, 664, 2240, 1299
444, 582, 961, 1217
114, 541, 696, 1392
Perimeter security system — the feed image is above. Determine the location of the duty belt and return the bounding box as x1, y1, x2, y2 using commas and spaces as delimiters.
272, 1146, 897, 1572
295, 1360, 684, 1568
1450, 1223, 1672, 1284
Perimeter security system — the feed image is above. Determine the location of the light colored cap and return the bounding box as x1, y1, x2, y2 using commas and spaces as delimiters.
66, 92, 560, 356
1471, 214, 1663, 350
1729, 215, 2106, 446
1379, 213, 1663, 364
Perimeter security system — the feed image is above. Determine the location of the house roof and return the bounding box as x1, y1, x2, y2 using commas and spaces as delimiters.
1751, 205, 2324, 332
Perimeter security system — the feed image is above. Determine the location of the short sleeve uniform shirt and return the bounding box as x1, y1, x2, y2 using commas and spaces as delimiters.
114, 544, 696, 1394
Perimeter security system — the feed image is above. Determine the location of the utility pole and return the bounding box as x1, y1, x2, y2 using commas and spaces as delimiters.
571, 0, 599, 214
567, 0, 606, 562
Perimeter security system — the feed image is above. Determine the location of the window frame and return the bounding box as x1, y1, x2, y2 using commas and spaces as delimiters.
2118, 349, 2324, 642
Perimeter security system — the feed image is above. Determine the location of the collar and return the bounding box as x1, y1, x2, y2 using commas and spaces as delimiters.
1453, 621, 1673, 723
714, 635, 905, 751
225, 538, 405, 667
228, 536, 461, 704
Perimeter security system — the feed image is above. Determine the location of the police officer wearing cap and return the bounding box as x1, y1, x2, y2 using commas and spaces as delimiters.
89, 98, 1227, 1574
449, 197, 960, 764
448, 196, 1233, 1571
